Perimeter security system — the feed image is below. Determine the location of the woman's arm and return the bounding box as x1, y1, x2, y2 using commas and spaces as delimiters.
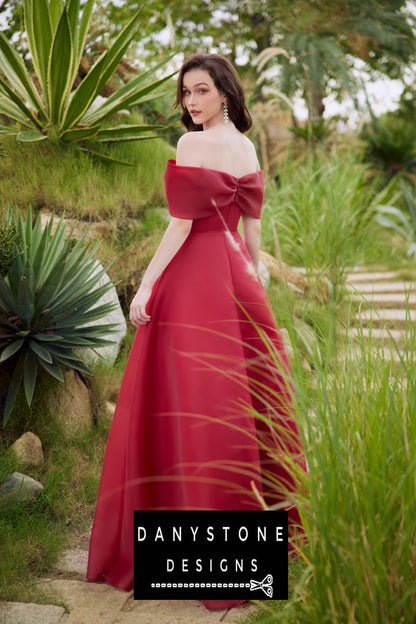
242, 213, 261, 271
130, 216, 192, 327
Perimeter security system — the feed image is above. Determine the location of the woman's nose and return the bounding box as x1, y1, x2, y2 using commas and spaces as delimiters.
188, 92, 197, 106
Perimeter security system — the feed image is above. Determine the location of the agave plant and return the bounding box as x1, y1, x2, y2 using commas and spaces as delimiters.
0, 206, 118, 426
0, 0, 174, 155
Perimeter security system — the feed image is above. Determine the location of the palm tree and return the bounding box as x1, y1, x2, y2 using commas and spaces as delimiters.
254, 0, 415, 123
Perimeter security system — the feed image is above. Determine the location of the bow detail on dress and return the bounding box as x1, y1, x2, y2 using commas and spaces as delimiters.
165, 159, 264, 220
231, 174, 264, 218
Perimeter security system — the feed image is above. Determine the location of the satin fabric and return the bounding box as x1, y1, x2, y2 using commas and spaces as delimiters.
87, 160, 304, 610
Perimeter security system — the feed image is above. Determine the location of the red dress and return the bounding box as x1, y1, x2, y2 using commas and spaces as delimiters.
87, 160, 304, 609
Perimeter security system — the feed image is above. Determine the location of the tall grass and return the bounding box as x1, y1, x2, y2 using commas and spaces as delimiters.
242, 300, 416, 623
262, 150, 401, 301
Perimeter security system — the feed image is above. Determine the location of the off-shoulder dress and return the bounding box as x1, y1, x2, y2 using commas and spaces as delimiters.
87, 160, 304, 609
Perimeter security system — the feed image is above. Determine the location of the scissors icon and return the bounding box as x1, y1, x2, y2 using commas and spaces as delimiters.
249, 574, 273, 598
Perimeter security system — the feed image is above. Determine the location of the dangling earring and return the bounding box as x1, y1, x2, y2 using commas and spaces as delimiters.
223, 100, 229, 124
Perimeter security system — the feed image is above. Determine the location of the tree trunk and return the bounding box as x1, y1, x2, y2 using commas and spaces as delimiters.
306, 79, 325, 123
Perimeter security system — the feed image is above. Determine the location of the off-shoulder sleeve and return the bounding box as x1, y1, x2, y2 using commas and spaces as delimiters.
164, 160, 216, 219
164, 160, 264, 220
236, 170, 264, 219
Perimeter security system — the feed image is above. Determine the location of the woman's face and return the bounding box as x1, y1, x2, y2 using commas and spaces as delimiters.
182, 68, 225, 130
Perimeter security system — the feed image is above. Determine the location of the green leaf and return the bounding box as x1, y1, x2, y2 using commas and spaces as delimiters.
0, 318, 21, 333
60, 125, 101, 142
93, 124, 163, 142
59, 323, 117, 336
96, 133, 161, 144
94, 8, 143, 97
0, 338, 24, 363
60, 53, 107, 132
49, 0, 64, 30
23, 348, 37, 406
82, 60, 176, 125
0, 275, 17, 313
79, 147, 137, 166
0, 30, 44, 113
76, 0, 94, 61
37, 356, 64, 382
16, 130, 48, 142
62, 6, 143, 132
31, 221, 50, 284
46, 343, 92, 356
3, 352, 24, 427
8, 249, 25, 298
29, 340, 53, 364
16, 275, 35, 323
29, 212, 43, 270
24, 0, 53, 100
66, 0, 81, 42
0, 97, 32, 126
48, 7, 73, 123
0, 76, 43, 129
0, 124, 18, 135
25, 209, 32, 249
54, 353, 92, 376
32, 333, 63, 342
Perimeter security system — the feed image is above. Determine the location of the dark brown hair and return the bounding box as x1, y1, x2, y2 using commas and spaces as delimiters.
174, 53, 252, 133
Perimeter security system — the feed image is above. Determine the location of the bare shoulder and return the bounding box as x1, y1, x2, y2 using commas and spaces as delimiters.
176, 132, 205, 167
241, 134, 259, 163
236, 134, 261, 172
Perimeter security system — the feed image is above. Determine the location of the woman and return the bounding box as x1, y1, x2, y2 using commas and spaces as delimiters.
87, 53, 304, 610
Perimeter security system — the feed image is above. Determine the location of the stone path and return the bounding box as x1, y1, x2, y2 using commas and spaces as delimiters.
347, 269, 415, 360
0, 532, 256, 624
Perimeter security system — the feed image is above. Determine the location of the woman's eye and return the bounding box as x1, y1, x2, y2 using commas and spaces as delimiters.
199, 89, 207, 94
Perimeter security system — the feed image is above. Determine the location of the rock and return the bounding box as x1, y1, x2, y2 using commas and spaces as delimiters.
260, 251, 308, 294
0, 472, 43, 505
106, 401, 116, 417
10, 432, 44, 466
78, 261, 127, 366
46, 369, 93, 433
54, 548, 89, 578
38, 579, 129, 617
258, 259, 270, 289
0, 603, 66, 624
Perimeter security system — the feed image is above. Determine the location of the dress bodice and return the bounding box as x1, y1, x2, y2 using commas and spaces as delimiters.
164, 159, 264, 231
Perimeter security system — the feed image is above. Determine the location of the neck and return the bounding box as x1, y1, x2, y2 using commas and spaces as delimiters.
203, 120, 236, 132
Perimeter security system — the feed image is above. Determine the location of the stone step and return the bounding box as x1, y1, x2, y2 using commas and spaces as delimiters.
37, 578, 250, 623
349, 327, 407, 346
347, 281, 415, 294
347, 271, 405, 283
340, 343, 407, 366
0, 603, 67, 623
350, 292, 416, 308
356, 308, 416, 329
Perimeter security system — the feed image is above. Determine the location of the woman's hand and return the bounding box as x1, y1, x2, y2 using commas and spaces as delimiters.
129, 284, 152, 327
128, 217, 192, 329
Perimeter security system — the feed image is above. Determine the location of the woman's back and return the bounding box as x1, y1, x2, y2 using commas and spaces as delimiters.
177, 124, 260, 178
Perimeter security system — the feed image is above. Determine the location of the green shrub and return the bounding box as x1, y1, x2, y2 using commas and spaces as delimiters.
0, 206, 117, 426
360, 111, 416, 181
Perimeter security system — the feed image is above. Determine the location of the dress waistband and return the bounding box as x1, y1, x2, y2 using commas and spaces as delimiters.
190, 227, 238, 234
